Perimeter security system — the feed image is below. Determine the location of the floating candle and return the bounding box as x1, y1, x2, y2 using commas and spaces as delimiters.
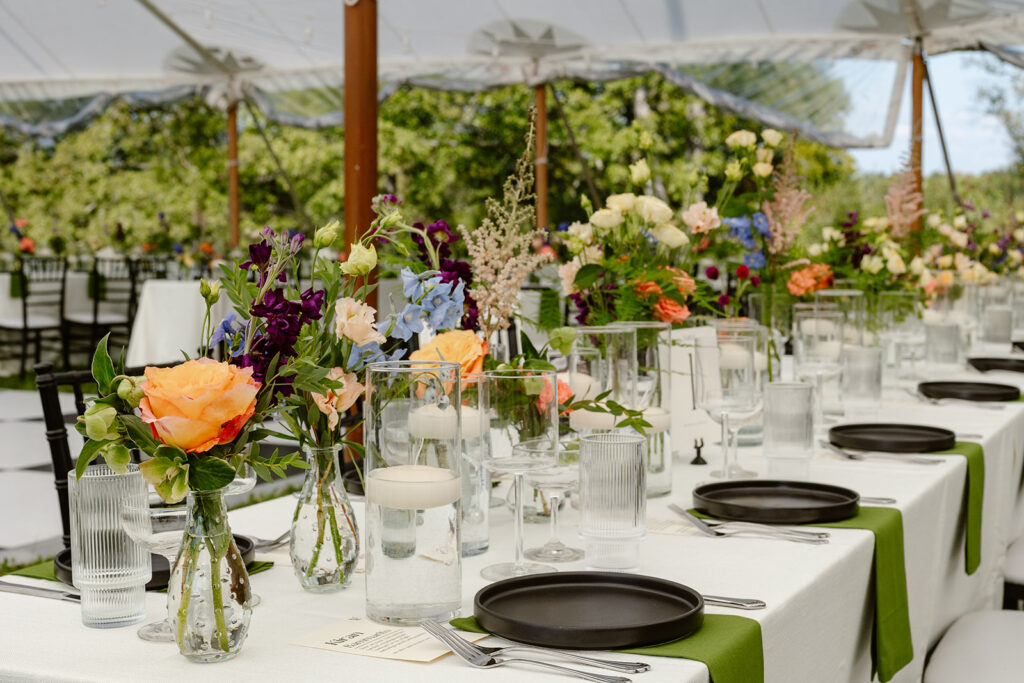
365, 465, 461, 510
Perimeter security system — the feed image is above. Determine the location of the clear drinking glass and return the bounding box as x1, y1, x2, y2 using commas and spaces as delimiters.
119, 505, 187, 641
924, 321, 963, 368
841, 345, 883, 418
693, 330, 763, 479
523, 440, 583, 563
364, 360, 463, 625
815, 288, 868, 345
618, 321, 673, 497
980, 279, 1013, 343
70, 463, 151, 629
762, 382, 815, 479
792, 309, 844, 433
479, 368, 559, 581
579, 432, 647, 571
459, 373, 490, 556
568, 325, 638, 431
878, 291, 925, 383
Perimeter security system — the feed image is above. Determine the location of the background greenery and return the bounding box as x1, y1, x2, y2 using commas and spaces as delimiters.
1, 73, 1022, 255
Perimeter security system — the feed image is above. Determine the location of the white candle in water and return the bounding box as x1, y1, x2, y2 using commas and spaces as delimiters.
569, 407, 617, 430
365, 465, 460, 510
641, 407, 672, 433
817, 340, 843, 361
459, 406, 484, 440
754, 350, 768, 372
800, 318, 838, 336
718, 343, 750, 370
407, 404, 459, 439
921, 309, 944, 325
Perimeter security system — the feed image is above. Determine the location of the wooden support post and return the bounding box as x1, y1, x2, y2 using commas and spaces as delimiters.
344, 0, 378, 309
535, 84, 549, 230
910, 47, 924, 231
227, 101, 240, 247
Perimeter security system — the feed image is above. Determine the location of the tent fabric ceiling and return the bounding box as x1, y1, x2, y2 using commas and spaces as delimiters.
0, 0, 1023, 145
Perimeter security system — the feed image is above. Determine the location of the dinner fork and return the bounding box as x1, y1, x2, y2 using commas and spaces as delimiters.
420, 620, 649, 673
249, 531, 290, 551
668, 504, 829, 542
421, 621, 633, 683
821, 441, 942, 466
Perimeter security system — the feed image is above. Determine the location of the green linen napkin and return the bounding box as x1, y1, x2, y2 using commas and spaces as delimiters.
692, 506, 912, 683
450, 614, 764, 683
9, 559, 274, 586
935, 441, 985, 575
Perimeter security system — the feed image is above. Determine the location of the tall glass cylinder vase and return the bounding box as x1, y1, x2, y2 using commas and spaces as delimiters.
168, 487, 251, 663
567, 325, 638, 432
619, 321, 672, 498
289, 444, 359, 592
363, 360, 462, 625
459, 372, 489, 557
70, 463, 150, 628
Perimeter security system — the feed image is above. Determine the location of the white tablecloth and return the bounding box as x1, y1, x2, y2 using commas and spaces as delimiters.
3, 387, 1024, 683
125, 281, 233, 367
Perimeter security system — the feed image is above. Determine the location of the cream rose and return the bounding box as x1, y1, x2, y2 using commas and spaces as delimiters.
652, 223, 689, 249
725, 130, 757, 148
312, 368, 365, 431
334, 297, 387, 346
680, 201, 721, 234
558, 259, 581, 295
629, 159, 651, 185
756, 148, 773, 163
861, 254, 884, 274
752, 162, 773, 178
761, 129, 784, 147
567, 221, 593, 245
605, 193, 636, 213
633, 195, 674, 225
589, 208, 624, 229
937, 254, 954, 269
927, 213, 942, 228
949, 231, 969, 249
954, 215, 968, 228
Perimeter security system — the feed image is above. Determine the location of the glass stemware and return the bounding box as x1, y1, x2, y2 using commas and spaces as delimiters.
479, 368, 559, 581
693, 329, 763, 480
119, 505, 188, 642
793, 308, 845, 433
523, 440, 583, 563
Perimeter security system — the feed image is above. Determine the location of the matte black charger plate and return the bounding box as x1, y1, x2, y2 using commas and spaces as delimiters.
54, 534, 255, 590
692, 480, 859, 524
474, 572, 704, 650
918, 381, 1020, 402
968, 357, 1024, 373
829, 423, 956, 453
1014, 341, 1024, 353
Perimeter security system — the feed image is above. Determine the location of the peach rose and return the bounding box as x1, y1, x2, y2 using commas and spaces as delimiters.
661, 266, 696, 296
634, 280, 663, 297
139, 358, 259, 453
536, 378, 573, 415
335, 297, 386, 346
410, 330, 488, 378
312, 368, 365, 431
653, 298, 691, 324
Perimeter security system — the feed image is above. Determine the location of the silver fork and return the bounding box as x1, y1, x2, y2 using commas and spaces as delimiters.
421, 621, 633, 683
821, 441, 942, 466
668, 504, 829, 542
420, 620, 648, 674
249, 531, 290, 551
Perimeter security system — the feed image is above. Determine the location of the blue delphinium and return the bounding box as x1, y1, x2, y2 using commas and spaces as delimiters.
752, 212, 771, 237
726, 216, 756, 250
391, 302, 424, 341
400, 267, 425, 300
744, 250, 767, 270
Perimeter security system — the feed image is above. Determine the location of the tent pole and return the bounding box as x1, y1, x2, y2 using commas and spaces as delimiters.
227, 101, 240, 248
345, 0, 378, 310
549, 85, 602, 209
535, 84, 549, 229
922, 58, 961, 206
910, 41, 924, 231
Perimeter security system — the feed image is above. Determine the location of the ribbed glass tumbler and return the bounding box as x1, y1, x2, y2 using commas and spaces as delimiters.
578, 433, 647, 572
69, 463, 151, 628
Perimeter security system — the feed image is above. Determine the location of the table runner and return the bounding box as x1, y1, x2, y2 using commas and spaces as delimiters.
692, 505, 912, 682
935, 441, 985, 574
9, 559, 275, 586
450, 614, 763, 683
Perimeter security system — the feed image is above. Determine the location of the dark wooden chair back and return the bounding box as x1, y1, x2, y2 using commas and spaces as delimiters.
18, 256, 67, 326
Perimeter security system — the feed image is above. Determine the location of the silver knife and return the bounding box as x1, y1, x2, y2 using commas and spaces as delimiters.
0, 580, 80, 603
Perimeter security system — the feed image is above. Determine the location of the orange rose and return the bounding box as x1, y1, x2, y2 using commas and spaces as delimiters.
410, 330, 489, 378
139, 358, 259, 453
634, 280, 663, 297
787, 264, 833, 296
536, 377, 573, 415
18, 237, 34, 254
312, 368, 365, 431
653, 297, 691, 324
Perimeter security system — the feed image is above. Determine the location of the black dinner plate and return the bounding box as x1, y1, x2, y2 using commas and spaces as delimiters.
692, 480, 858, 524
474, 572, 704, 650
968, 357, 1024, 373
1013, 341, 1024, 353
918, 381, 1020, 402
54, 534, 255, 591
829, 423, 955, 453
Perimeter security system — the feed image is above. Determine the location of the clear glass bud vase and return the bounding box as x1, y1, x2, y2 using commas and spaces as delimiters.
290, 444, 360, 592
168, 488, 251, 663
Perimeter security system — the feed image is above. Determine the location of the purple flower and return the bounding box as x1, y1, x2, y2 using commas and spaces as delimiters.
242, 241, 271, 269
300, 288, 325, 323
982, 210, 991, 218
841, 211, 859, 229
568, 292, 590, 326
963, 202, 975, 211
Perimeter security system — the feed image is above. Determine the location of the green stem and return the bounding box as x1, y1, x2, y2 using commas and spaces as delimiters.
175, 533, 198, 650
195, 493, 231, 654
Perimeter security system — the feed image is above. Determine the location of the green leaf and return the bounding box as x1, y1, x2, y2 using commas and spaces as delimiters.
188, 456, 237, 491
120, 414, 158, 452
91, 333, 116, 395
102, 443, 132, 474
74, 439, 105, 480
574, 264, 603, 290
139, 455, 177, 485
154, 444, 187, 463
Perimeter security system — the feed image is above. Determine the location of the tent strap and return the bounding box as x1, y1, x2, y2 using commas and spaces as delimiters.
242, 100, 314, 234
922, 56, 961, 206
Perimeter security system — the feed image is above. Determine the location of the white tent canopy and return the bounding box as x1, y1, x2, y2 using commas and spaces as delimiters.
2, 0, 1024, 145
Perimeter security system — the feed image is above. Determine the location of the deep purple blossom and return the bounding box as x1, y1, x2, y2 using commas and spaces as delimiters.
569, 292, 590, 325
841, 211, 859, 229
963, 202, 975, 211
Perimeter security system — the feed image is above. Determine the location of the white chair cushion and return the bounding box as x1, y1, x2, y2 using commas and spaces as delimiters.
1005, 537, 1024, 583
64, 311, 128, 325
0, 313, 60, 329
924, 611, 1024, 683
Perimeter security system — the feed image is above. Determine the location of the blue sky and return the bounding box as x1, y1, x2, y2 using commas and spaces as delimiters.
849, 52, 1015, 175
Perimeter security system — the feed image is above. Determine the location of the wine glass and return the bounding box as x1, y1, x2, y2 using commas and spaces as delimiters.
693, 329, 763, 480
479, 369, 559, 581
793, 308, 845, 433
119, 505, 188, 642
523, 440, 583, 563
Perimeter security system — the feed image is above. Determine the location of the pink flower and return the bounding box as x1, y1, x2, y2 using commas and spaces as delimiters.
312, 368, 365, 431
653, 298, 691, 324
681, 201, 721, 234
334, 297, 386, 346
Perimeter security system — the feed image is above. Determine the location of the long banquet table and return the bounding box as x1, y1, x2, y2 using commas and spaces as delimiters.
4, 352, 1024, 682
